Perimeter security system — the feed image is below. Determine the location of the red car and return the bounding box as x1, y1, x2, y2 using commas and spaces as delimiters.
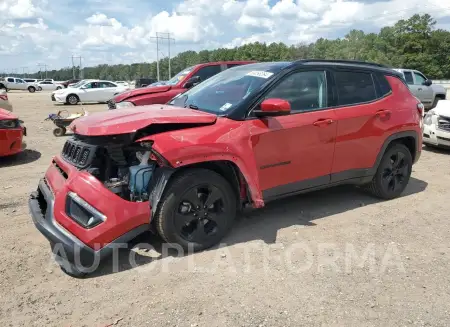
108, 61, 255, 109
29, 60, 422, 277
0, 108, 26, 156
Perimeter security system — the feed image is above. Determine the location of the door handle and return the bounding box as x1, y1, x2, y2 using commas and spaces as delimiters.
375, 110, 391, 118
313, 119, 334, 127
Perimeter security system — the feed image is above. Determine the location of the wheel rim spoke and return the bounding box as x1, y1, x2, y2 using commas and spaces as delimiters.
188, 220, 208, 243
392, 152, 405, 169
183, 188, 202, 209
174, 212, 196, 232
204, 186, 222, 208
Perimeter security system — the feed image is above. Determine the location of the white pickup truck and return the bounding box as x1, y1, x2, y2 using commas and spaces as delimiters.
393, 68, 447, 110
0, 77, 39, 93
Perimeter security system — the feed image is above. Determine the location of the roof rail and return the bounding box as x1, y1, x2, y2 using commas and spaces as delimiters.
295, 59, 389, 68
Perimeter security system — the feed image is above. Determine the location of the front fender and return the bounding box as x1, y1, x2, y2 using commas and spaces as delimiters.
135, 119, 264, 208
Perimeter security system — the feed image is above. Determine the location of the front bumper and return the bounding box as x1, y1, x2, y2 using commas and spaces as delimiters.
423, 123, 450, 148
29, 156, 151, 266
51, 93, 65, 103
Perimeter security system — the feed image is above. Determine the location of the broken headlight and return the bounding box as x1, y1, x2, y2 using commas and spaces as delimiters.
66, 192, 106, 228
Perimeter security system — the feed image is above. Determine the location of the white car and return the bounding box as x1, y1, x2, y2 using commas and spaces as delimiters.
114, 81, 129, 87
51, 80, 129, 105
35, 81, 64, 91
423, 100, 450, 148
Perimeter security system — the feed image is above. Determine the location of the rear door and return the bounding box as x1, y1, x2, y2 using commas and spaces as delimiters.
247, 69, 337, 200
331, 69, 395, 181
98, 81, 119, 101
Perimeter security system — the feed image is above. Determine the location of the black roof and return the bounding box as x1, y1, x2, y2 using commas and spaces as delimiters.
291, 59, 402, 77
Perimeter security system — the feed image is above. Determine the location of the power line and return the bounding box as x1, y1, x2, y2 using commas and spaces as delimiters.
150, 32, 175, 81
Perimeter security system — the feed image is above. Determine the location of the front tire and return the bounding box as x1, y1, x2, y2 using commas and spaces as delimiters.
154, 169, 237, 252
66, 94, 79, 105
366, 143, 412, 200
28, 86, 36, 93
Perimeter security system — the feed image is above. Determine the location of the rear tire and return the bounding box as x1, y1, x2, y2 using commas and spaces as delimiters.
154, 169, 237, 252
28, 86, 36, 93
53, 127, 66, 137
366, 143, 412, 200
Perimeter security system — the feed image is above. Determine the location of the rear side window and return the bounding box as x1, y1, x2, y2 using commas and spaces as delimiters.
7, 78, 14, 82
403, 71, 414, 85
334, 71, 376, 106
195, 65, 222, 82
374, 73, 392, 97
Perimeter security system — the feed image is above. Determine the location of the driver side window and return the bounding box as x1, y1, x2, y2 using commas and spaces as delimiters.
264, 70, 327, 113
413, 72, 426, 85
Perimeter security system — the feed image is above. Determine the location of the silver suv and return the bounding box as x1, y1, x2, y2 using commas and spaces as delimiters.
393, 68, 447, 110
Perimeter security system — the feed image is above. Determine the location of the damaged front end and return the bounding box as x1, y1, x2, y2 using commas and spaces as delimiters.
60, 132, 171, 204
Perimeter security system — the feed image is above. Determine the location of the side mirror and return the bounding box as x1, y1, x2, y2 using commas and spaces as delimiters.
423, 79, 432, 86
254, 98, 291, 117
184, 76, 201, 89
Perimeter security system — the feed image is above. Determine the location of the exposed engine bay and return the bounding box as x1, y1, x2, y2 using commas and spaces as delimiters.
60, 133, 162, 202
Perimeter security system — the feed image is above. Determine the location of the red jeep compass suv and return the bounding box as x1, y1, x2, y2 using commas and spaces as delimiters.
108, 61, 255, 109
29, 60, 422, 277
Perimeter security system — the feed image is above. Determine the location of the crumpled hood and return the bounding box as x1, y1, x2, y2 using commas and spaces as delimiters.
0, 108, 17, 119
70, 104, 217, 136
114, 85, 172, 102
431, 99, 450, 117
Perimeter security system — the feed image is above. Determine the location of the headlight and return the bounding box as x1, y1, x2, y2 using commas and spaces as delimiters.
423, 113, 433, 125
0, 119, 19, 129
115, 101, 135, 109
66, 192, 106, 228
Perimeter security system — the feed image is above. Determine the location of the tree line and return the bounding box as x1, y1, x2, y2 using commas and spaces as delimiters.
19, 14, 450, 81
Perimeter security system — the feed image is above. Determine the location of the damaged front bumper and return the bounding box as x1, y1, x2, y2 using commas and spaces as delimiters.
28, 156, 151, 269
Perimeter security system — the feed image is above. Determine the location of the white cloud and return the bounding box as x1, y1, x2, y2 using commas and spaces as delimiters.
1, 0, 450, 71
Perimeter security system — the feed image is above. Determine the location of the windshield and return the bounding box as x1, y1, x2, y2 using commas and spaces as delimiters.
169, 63, 282, 114
165, 66, 194, 86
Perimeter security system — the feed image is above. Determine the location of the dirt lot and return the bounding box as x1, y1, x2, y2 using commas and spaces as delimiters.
1, 90, 449, 327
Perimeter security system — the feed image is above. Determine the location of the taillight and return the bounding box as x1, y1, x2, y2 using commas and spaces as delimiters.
0, 94, 7, 101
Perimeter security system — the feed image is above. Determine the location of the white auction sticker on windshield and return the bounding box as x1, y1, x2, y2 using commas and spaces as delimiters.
219, 103, 233, 111
246, 71, 274, 79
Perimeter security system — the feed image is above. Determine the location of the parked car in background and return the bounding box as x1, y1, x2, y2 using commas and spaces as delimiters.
114, 81, 130, 87
393, 68, 446, 110
29, 59, 422, 277
51, 80, 130, 105
109, 61, 255, 109
61, 79, 81, 88
0, 89, 13, 112
35, 80, 64, 91
134, 78, 157, 88
24, 78, 40, 84
0, 108, 26, 157
0, 77, 38, 92
423, 99, 450, 148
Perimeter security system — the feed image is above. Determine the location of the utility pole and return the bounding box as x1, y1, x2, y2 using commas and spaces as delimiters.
21, 66, 28, 77
71, 55, 83, 79
150, 32, 175, 81
37, 63, 47, 79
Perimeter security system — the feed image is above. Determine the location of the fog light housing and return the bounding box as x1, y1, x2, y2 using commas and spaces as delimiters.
66, 192, 106, 228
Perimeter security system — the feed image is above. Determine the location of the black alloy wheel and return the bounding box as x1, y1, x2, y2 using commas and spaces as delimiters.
367, 143, 412, 199
155, 169, 237, 252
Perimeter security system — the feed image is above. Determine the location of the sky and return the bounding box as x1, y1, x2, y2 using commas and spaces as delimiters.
1, 0, 450, 74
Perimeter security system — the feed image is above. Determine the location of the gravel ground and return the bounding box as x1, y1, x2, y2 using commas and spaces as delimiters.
0, 91, 449, 327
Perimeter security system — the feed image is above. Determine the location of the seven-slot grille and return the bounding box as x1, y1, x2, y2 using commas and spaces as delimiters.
437, 115, 450, 132
61, 139, 96, 168
107, 99, 116, 110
